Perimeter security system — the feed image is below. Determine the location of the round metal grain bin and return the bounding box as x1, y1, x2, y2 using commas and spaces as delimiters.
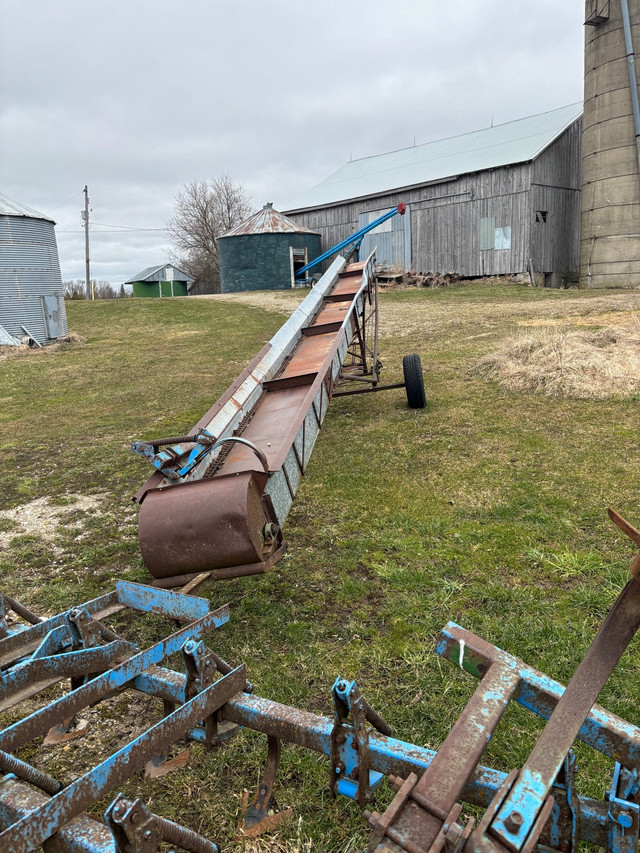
218, 203, 321, 293
0, 193, 68, 345
580, 0, 640, 287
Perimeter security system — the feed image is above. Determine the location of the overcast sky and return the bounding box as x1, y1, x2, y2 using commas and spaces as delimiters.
0, 1, 586, 285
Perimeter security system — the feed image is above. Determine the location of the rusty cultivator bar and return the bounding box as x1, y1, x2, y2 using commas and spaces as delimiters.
1, 511, 640, 852
132, 238, 426, 585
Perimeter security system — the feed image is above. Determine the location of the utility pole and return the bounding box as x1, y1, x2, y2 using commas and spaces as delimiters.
82, 185, 91, 299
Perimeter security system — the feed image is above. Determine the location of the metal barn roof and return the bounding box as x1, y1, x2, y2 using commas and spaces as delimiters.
125, 263, 194, 284
219, 203, 319, 237
284, 103, 583, 212
0, 192, 53, 222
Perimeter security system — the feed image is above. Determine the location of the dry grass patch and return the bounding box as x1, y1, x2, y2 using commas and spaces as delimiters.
476, 326, 640, 399
0, 332, 86, 362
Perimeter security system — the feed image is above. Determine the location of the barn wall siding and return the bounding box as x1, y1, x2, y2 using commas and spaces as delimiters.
286, 119, 582, 280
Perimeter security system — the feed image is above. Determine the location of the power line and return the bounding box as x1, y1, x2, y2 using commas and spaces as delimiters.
44, 188, 84, 216
91, 220, 166, 231
57, 226, 167, 233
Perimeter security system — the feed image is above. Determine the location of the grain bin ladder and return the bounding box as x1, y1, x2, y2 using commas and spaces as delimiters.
1, 509, 640, 852
131, 224, 425, 586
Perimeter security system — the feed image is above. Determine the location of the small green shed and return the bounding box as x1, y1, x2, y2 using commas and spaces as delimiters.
218, 203, 321, 293
127, 264, 193, 298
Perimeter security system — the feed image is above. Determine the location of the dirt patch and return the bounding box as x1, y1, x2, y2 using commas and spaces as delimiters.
0, 494, 106, 553
191, 291, 305, 314
35, 691, 163, 783
476, 326, 640, 399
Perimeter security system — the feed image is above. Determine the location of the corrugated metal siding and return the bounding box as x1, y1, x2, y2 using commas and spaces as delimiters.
219, 232, 322, 292
284, 104, 583, 212
358, 206, 412, 268
0, 214, 68, 344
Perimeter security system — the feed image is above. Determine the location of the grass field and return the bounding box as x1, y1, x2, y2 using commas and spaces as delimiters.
1, 280, 640, 850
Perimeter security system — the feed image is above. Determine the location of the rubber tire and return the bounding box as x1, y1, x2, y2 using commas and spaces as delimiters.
403, 354, 426, 409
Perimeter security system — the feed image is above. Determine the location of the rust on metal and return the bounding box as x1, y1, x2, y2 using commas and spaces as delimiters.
236, 736, 293, 838
134, 256, 379, 581
138, 472, 280, 579
366, 661, 520, 852
219, 203, 319, 237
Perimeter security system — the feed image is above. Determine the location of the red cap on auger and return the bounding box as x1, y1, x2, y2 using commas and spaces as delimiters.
397, 203, 406, 215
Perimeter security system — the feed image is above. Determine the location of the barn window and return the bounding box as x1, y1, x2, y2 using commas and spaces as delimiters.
536, 210, 548, 223
479, 217, 495, 250
366, 209, 393, 234
494, 226, 511, 250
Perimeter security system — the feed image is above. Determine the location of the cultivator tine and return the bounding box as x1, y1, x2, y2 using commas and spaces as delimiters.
236, 735, 293, 838
42, 715, 88, 746
3, 515, 640, 851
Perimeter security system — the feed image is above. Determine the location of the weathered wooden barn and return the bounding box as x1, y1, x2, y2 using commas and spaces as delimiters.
284, 103, 583, 284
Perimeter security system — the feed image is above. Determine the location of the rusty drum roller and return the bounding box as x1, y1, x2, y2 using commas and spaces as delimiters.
138, 472, 282, 585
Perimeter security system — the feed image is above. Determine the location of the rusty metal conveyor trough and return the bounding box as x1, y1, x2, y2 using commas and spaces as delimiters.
132, 250, 424, 586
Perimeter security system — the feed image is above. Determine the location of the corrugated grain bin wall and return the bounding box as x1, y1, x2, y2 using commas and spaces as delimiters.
218, 203, 322, 293
0, 205, 68, 344
580, 0, 640, 287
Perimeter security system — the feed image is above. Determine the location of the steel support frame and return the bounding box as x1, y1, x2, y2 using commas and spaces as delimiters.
0, 582, 231, 853
337, 260, 380, 388
2, 577, 640, 852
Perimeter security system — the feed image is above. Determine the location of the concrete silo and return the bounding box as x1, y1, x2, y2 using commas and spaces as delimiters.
581, 0, 640, 287
218, 203, 321, 293
0, 193, 68, 345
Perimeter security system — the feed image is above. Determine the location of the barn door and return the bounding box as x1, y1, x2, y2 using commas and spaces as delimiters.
358, 205, 411, 270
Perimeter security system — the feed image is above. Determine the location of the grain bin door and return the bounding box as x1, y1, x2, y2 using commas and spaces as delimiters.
358, 205, 411, 270
41, 295, 62, 339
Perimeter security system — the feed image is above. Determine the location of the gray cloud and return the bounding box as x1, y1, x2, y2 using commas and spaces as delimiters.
0, 0, 585, 284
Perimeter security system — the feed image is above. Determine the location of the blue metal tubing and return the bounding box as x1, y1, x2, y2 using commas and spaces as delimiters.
0, 605, 229, 754
436, 622, 640, 769
0, 666, 245, 852
114, 580, 210, 622
295, 205, 403, 278
0, 776, 116, 853
136, 667, 611, 848
0, 592, 118, 668
0, 641, 135, 703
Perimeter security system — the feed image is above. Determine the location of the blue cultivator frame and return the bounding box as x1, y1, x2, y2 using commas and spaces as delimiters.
1, 511, 640, 852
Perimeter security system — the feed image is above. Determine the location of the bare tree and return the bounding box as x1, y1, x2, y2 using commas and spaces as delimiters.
63, 280, 86, 300
167, 175, 251, 293
93, 280, 117, 299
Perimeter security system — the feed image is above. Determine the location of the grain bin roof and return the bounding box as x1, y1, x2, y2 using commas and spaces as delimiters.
219, 203, 320, 237
283, 102, 583, 213
0, 192, 53, 222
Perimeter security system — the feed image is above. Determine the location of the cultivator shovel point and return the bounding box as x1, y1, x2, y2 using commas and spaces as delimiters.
2, 510, 640, 851
235, 735, 293, 838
